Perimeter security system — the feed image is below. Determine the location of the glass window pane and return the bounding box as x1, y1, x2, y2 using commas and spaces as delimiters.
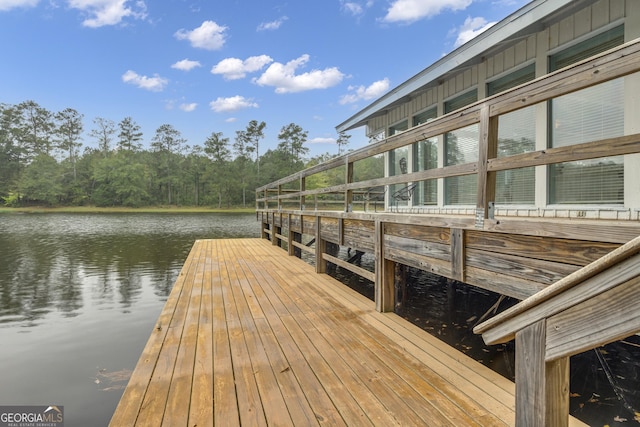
496, 106, 536, 204
390, 146, 410, 207
547, 25, 625, 205
549, 79, 624, 204
445, 124, 478, 205
389, 120, 408, 136
413, 138, 437, 205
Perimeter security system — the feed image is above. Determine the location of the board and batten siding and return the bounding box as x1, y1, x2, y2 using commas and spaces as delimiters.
366, 0, 632, 140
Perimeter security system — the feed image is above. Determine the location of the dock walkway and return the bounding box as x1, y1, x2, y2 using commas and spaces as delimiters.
109, 238, 584, 426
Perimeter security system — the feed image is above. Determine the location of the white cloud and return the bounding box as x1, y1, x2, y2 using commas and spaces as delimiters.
175, 20, 227, 50
68, 0, 148, 28
211, 55, 273, 80
309, 137, 336, 144
454, 16, 496, 48
171, 59, 201, 71
209, 96, 258, 113
257, 16, 287, 31
339, 78, 390, 104
0, 0, 38, 11
121, 70, 168, 92
341, 2, 362, 15
382, 0, 471, 24
225, 117, 237, 123
253, 54, 344, 94
179, 103, 197, 112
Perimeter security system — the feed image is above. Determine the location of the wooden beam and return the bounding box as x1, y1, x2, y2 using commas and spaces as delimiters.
375, 220, 395, 312
315, 216, 326, 274
476, 106, 498, 223
515, 320, 546, 427
450, 228, 465, 282
322, 253, 376, 282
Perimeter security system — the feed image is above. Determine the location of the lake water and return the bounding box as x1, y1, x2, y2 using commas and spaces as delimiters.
1, 212, 638, 426
0, 212, 259, 427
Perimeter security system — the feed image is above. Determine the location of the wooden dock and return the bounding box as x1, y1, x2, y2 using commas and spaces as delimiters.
110, 238, 586, 426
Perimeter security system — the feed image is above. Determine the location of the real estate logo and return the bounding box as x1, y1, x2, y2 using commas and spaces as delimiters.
0, 405, 63, 427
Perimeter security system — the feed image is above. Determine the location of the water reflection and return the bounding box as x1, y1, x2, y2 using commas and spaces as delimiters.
0, 212, 259, 427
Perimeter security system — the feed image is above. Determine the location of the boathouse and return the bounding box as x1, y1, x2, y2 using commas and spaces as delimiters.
255, 0, 640, 425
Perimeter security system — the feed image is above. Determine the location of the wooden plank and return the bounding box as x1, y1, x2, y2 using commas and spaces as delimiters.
322, 252, 375, 282
384, 234, 451, 261
464, 265, 547, 300
163, 240, 207, 426
384, 246, 453, 279
291, 239, 315, 254
466, 230, 617, 266
375, 220, 395, 313
487, 133, 640, 172
476, 106, 498, 218
210, 241, 241, 426
451, 228, 465, 282
189, 240, 214, 426
466, 247, 579, 286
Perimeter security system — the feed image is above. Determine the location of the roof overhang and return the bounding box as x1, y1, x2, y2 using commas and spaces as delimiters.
336, 0, 594, 133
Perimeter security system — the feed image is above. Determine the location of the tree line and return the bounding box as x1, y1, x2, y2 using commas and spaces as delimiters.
0, 100, 352, 208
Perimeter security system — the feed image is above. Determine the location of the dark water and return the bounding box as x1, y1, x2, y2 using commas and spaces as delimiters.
0, 212, 259, 427
324, 249, 640, 427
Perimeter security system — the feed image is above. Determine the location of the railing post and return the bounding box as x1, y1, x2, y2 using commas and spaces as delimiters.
345, 157, 353, 212
315, 216, 326, 274
515, 319, 569, 427
300, 176, 306, 211
476, 105, 498, 228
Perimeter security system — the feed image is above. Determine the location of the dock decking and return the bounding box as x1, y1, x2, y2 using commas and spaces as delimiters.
109, 238, 584, 426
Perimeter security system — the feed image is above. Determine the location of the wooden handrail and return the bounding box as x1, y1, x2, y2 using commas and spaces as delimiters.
257, 38, 640, 205
473, 235, 640, 427
473, 234, 640, 343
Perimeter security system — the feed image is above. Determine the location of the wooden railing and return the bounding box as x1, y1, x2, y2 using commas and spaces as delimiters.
257, 38, 640, 224
474, 235, 640, 427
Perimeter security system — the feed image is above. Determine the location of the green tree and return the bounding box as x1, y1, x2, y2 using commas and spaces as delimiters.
117, 116, 143, 152
151, 124, 186, 204
0, 104, 23, 199
90, 117, 116, 157
204, 131, 231, 208
19, 153, 63, 205
17, 100, 55, 159
277, 122, 309, 163
55, 108, 84, 181
336, 131, 351, 155
236, 120, 266, 179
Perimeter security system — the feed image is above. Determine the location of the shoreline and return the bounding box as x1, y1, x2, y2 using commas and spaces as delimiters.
0, 206, 256, 214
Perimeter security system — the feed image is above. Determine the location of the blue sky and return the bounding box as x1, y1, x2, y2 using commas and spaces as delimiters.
0, 0, 528, 158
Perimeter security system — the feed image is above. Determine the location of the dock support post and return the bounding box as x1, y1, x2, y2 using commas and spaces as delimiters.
375, 220, 395, 312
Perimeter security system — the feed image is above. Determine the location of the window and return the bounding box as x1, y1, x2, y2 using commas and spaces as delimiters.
389, 120, 408, 136
389, 146, 410, 208
548, 26, 625, 204
412, 108, 438, 205
444, 90, 478, 205
488, 64, 536, 205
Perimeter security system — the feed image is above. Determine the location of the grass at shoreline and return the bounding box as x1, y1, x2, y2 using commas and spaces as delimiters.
0, 206, 256, 214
